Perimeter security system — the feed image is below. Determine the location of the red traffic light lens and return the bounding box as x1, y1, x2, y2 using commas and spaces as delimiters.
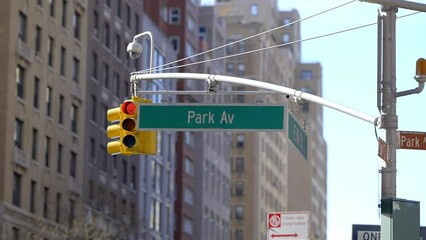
122, 118, 136, 131
122, 101, 136, 115
123, 135, 136, 148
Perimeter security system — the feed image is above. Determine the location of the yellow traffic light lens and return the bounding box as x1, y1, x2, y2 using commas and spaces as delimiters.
122, 101, 136, 115
123, 135, 136, 148
416, 58, 426, 76
122, 118, 136, 131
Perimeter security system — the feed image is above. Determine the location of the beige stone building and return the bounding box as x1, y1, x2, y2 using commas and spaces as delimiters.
216, 1, 327, 239
0, 0, 87, 238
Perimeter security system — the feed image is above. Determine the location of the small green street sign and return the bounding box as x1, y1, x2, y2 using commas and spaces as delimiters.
288, 113, 308, 159
137, 104, 285, 131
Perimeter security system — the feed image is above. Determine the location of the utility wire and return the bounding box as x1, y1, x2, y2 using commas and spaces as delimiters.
133, 0, 357, 74
145, 11, 420, 73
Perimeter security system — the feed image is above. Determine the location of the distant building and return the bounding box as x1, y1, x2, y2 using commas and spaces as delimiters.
215, 1, 327, 240
0, 0, 88, 238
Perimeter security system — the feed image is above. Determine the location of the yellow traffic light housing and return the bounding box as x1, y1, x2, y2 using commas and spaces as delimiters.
106, 97, 157, 156
134, 97, 157, 155
107, 107, 121, 155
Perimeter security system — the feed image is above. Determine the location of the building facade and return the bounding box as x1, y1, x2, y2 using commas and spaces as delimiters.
0, 0, 87, 238
84, 1, 178, 239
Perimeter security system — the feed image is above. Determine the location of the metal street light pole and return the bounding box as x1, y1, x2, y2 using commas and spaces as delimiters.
127, 31, 155, 97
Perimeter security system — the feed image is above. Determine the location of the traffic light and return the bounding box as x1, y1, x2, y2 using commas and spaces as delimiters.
106, 97, 157, 156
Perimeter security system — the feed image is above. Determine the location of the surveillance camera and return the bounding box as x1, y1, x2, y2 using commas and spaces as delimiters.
127, 41, 143, 59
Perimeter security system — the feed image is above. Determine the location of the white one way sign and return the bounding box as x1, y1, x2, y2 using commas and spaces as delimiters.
267, 212, 310, 240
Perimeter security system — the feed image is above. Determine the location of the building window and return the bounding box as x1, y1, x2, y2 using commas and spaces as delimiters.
150, 160, 162, 193
72, 57, 79, 82
59, 95, 64, 124
35, 26, 42, 55
43, 187, 49, 218
184, 186, 194, 206
122, 159, 127, 184
226, 40, 234, 54
170, 36, 180, 52
89, 138, 95, 160
283, 33, 290, 43
102, 62, 109, 88
235, 229, 244, 240
184, 131, 195, 147
73, 11, 80, 39
226, 63, 234, 75
13, 172, 22, 207
112, 72, 119, 97
34, 77, 40, 109
183, 216, 193, 235
103, 22, 110, 47
45, 136, 51, 168
238, 41, 245, 53
135, 13, 140, 33
49, 0, 55, 17
301, 70, 313, 80
237, 63, 245, 76
46, 86, 52, 117
60, 47, 66, 76
61, 0, 67, 27
70, 151, 76, 178
18, 12, 27, 42
185, 157, 194, 177
283, 18, 291, 26
31, 128, 38, 161
16, 65, 25, 99
131, 165, 136, 190
126, 4, 131, 28
169, 8, 180, 24
116, 0, 122, 18
14, 118, 23, 149
92, 52, 98, 79
12, 227, 19, 240
69, 199, 75, 227
235, 181, 244, 196
250, 4, 258, 16
113, 33, 120, 58
236, 134, 245, 148
93, 10, 99, 37
48, 36, 54, 67
91, 95, 97, 122
185, 41, 195, 58
71, 104, 78, 133
149, 199, 161, 231
56, 193, 61, 223
235, 205, 244, 219
105, 0, 111, 8
187, 15, 196, 33
235, 157, 244, 173
30, 180, 36, 213
57, 144, 63, 174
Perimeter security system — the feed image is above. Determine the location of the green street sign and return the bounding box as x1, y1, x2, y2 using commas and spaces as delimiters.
137, 104, 285, 131
288, 113, 308, 159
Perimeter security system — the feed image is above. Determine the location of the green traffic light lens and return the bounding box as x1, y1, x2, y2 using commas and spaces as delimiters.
123, 135, 136, 148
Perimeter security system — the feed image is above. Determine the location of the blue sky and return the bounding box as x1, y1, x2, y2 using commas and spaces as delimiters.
201, 0, 426, 239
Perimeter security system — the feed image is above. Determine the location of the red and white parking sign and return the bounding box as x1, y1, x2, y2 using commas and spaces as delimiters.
268, 213, 282, 228
267, 211, 310, 240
